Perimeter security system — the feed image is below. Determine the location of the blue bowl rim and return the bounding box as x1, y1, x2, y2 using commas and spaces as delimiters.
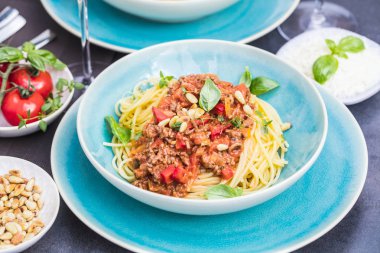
76, 39, 328, 205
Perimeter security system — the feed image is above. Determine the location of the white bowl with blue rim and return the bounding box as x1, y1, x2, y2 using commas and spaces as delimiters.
103, 0, 240, 23
77, 40, 328, 215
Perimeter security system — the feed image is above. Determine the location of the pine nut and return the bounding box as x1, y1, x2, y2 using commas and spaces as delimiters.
179, 122, 188, 133
158, 118, 170, 127
234, 90, 246, 104
25, 200, 37, 211
193, 108, 205, 119
169, 116, 180, 127
11, 232, 24, 245
185, 93, 198, 104
243, 104, 254, 116
281, 122, 292, 131
9, 170, 21, 177
8, 176, 24, 184
217, 144, 229, 151
0, 232, 12, 240
5, 222, 21, 235
25, 178, 35, 192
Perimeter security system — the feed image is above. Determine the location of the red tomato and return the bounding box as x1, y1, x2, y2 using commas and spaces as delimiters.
210, 124, 231, 141
1, 90, 45, 126
172, 167, 187, 184
175, 133, 186, 150
221, 168, 234, 180
160, 165, 176, 184
152, 107, 170, 123
212, 102, 225, 116
9, 68, 53, 99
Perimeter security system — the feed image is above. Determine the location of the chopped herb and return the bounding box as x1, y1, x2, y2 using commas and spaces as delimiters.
171, 121, 182, 131
205, 184, 243, 199
231, 117, 242, 128
217, 115, 225, 122
262, 119, 272, 134
159, 71, 174, 88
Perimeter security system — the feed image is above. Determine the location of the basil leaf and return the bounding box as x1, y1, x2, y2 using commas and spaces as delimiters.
325, 39, 337, 53
38, 120, 48, 132
159, 71, 174, 88
199, 78, 221, 112
239, 66, 252, 88
312, 55, 339, 84
56, 78, 68, 92
0, 47, 24, 63
53, 59, 66, 70
205, 184, 243, 199
22, 42, 35, 53
105, 116, 131, 145
338, 36, 365, 53
27, 52, 46, 71
250, 77, 279, 95
335, 51, 348, 59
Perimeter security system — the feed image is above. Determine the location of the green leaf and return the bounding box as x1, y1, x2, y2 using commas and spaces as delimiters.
217, 115, 225, 122
338, 36, 365, 53
41, 101, 52, 112
56, 78, 68, 92
205, 184, 243, 200
27, 52, 46, 71
53, 59, 66, 70
17, 115, 26, 129
72, 81, 85, 90
158, 71, 174, 88
231, 117, 242, 128
22, 42, 36, 53
198, 78, 221, 112
250, 77, 279, 95
239, 66, 252, 88
0, 47, 24, 63
325, 39, 337, 53
335, 51, 348, 59
38, 120, 47, 132
133, 132, 142, 140
312, 55, 339, 84
171, 121, 182, 131
105, 116, 131, 145
262, 119, 272, 134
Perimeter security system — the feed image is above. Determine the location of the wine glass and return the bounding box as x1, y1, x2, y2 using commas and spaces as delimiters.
278, 0, 358, 40
69, 0, 107, 86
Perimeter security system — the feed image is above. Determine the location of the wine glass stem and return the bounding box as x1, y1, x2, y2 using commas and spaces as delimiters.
309, 0, 326, 29
78, 0, 93, 85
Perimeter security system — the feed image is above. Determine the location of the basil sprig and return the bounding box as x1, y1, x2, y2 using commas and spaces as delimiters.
239, 67, 280, 95
205, 184, 243, 199
313, 36, 365, 84
0, 42, 66, 72
159, 71, 174, 88
199, 78, 221, 111
105, 116, 131, 145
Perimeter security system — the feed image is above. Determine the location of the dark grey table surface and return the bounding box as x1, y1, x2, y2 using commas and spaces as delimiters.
0, 0, 379, 252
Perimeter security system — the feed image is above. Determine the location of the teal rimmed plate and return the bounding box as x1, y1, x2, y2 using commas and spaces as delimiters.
40, 0, 299, 53
51, 86, 367, 252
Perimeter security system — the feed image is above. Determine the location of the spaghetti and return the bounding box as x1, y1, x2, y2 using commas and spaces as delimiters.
104, 73, 290, 199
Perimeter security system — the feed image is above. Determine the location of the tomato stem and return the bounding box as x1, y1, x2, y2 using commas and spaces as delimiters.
0, 63, 15, 106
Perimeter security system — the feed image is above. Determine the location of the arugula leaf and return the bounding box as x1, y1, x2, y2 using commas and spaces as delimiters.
105, 116, 131, 145
231, 117, 242, 128
159, 71, 174, 88
250, 77, 279, 95
239, 66, 252, 88
205, 184, 243, 199
312, 55, 339, 84
0, 47, 24, 63
199, 78, 221, 112
338, 36, 365, 53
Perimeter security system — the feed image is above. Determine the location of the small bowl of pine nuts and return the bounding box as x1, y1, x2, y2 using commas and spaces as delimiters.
0, 156, 60, 253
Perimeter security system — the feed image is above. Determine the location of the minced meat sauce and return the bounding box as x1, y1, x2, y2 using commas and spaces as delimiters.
132, 74, 254, 197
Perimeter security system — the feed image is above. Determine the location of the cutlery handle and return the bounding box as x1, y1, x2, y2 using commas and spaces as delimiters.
31, 29, 57, 49
0, 6, 19, 29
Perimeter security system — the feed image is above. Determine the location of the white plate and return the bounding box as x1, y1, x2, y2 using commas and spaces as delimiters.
277, 28, 380, 105
0, 67, 74, 137
0, 156, 60, 253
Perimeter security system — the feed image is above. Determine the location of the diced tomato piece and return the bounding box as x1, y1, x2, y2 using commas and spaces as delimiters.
194, 118, 210, 126
212, 103, 225, 116
210, 124, 231, 141
176, 133, 186, 150
152, 107, 170, 123
160, 165, 176, 184
236, 84, 249, 98
221, 168, 234, 180
172, 167, 187, 184
189, 153, 199, 180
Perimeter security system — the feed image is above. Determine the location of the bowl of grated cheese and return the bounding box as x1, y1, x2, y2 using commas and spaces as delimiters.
277, 27, 380, 105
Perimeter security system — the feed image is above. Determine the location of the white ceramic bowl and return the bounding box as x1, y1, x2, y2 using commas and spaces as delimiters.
102, 0, 240, 23
77, 40, 328, 215
0, 156, 60, 253
0, 67, 74, 138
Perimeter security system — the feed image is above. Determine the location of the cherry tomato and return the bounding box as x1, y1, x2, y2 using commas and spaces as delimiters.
152, 107, 170, 123
9, 68, 53, 99
1, 89, 45, 126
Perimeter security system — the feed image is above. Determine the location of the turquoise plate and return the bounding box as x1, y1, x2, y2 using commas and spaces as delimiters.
51, 87, 367, 252
41, 0, 299, 53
